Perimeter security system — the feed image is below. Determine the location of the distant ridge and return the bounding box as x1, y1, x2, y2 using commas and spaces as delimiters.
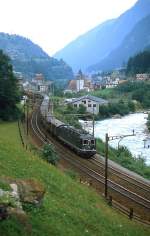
54, 0, 150, 72
0, 33, 74, 80
88, 14, 150, 72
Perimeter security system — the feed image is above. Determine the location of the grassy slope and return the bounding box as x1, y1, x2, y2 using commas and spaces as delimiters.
0, 122, 149, 236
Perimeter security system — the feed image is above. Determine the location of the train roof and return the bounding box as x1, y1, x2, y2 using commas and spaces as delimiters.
47, 116, 64, 127
59, 123, 94, 138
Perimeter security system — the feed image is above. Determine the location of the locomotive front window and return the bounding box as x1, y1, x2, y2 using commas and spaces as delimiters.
83, 139, 88, 145
91, 140, 95, 145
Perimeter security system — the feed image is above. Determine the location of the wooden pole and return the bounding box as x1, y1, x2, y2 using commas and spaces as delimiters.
26, 99, 29, 136
105, 133, 109, 198
92, 107, 95, 137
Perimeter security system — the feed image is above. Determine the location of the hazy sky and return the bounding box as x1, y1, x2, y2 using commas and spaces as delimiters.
0, 0, 137, 56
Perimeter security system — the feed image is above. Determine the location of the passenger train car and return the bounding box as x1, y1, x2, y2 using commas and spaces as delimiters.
40, 95, 96, 158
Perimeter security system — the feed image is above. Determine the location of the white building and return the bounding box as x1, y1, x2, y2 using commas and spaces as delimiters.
68, 95, 108, 115
76, 78, 84, 92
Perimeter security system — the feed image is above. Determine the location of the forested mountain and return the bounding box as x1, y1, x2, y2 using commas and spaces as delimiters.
0, 33, 74, 80
89, 14, 150, 72
126, 50, 150, 75
54, 0, 150, 72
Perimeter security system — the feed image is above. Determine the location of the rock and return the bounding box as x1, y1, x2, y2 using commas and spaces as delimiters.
0, 182, 24, 221
0, 204, 8, 220
112, 114, 122, 119
16, 179, 46, 206
0, 177, 46, 222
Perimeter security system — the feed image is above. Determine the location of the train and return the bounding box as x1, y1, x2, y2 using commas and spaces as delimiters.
40, 95, 96, 158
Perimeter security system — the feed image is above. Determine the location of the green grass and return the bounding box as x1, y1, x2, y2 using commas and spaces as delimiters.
0, 122, 150, 236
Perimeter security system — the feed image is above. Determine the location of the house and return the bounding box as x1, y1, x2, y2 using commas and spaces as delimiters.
64, 71, 93, 93
91, 74, 120, 90
67, 80, 77, 92
35, 73, 44, 81
136, 73, 150, 81
68, 95, 108, 114
105, 77, 120, 88
64, 79, 93, 93
24, 73, 52, 94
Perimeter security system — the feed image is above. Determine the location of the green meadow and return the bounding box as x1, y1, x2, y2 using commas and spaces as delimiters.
0, 122, 149, 236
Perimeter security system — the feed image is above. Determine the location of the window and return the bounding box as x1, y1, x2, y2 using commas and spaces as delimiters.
82, 100, 86, 104
83, 140, 88, 145
88, 104, 91, 107
74, 104, 77, 107
93, 104, 96, 107
91, 140, 95, 145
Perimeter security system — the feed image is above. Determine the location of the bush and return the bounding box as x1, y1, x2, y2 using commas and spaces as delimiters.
41, 144, 59, 165
65, 169, 78, 180
98, 100, 132, 119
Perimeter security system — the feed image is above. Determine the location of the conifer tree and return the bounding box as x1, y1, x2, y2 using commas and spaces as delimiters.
0, 50, 20, 120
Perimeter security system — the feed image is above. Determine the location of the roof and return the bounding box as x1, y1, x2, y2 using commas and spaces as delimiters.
68, 80, 77, 90
35, 73, 44, 81
69, 95, 108, 104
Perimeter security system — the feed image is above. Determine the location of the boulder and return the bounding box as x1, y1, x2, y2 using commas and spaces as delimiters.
0, 187, 23, 220
0, 177, 45, 221
112, 114, 122, 119
16, 179, 46, 206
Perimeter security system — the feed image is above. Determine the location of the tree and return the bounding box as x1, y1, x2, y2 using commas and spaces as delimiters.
77, 104, 86, 114
0, 50, 20, 120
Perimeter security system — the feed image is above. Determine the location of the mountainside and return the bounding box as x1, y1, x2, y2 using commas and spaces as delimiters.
54, 19, 115, 72
88, 14, 150, 72
0, 33, 74, 80
54, 0, 150, 72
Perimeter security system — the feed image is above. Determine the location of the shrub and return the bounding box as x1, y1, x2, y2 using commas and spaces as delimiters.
41, 144, 59, 165
65, 169, 78, 180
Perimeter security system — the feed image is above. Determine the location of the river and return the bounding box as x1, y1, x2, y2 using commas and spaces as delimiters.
80, 113, 150, 165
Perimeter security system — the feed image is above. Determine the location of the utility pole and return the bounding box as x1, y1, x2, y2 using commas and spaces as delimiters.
104, 130, 135, 199
26, 98, 29, 136
105, 133, 109, 198
92, 113, 95, 137
51, 82, 54, 115
92, 107, 95, 137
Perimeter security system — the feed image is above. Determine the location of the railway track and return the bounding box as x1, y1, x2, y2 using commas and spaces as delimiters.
30, 108, 150, 224
89, 156, 150, 200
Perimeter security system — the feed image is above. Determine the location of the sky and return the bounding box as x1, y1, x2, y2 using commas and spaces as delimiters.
0, 0, 138, 56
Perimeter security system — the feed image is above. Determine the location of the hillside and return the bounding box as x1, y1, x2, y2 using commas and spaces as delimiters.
0, 122, 150, 236
88, 14, 150, 72
54, 0, 150, 72
0, 33, 74, 81
126, 50, 150, 75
